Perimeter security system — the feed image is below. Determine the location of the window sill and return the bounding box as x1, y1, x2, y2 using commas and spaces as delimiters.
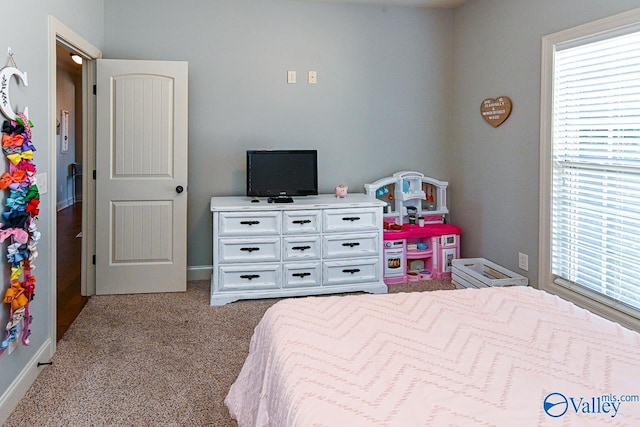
542, 280, 640, 332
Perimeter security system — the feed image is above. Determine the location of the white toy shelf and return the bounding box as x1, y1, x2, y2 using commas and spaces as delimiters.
364, 171, 449, 225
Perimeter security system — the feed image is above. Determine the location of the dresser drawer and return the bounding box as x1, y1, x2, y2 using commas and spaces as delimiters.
218, 264, 280, 292
283, 236, 321, 261
323, 258, 380, 286
283, 210, 321, 235
323, 232, 379, 259
218, 237, 280, 263
217, 211, 281, 236
283, 262, 322, 288
323, 208, 380, 232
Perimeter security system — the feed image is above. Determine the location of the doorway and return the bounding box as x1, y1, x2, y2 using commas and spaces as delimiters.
55, 44, 88, 340
49, 16, 101, 350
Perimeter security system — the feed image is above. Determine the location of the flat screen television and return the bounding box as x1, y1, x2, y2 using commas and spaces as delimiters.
246, 150, 318, 202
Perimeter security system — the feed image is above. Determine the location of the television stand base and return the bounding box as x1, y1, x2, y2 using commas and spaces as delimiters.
268, 196, 293, 203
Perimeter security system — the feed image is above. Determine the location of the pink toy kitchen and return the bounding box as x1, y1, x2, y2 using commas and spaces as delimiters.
365, 171, 461, 285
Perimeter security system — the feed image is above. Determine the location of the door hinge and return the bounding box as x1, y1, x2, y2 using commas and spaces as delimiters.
93, 84, 96, 95
92, 254, 96, 265
93, 170, 96, 180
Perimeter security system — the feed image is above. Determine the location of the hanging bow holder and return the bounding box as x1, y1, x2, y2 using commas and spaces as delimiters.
0, 49, 39, 355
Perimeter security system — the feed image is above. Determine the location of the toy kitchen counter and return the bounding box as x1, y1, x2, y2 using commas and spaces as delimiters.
382, 223, 461, 284
365, 171, 462, 285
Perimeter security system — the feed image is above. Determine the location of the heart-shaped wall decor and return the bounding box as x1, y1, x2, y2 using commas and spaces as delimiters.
481, 96, 512, 127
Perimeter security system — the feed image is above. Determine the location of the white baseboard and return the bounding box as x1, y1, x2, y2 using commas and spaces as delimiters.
187, 265, 213, 281
0, 338, 52, 424
56, 198, 73, 211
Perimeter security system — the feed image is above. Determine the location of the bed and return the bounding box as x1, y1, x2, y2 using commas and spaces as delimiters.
225, 286, 640, 426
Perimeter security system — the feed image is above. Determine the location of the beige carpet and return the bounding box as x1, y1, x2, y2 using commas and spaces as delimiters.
5, 279, 454, 426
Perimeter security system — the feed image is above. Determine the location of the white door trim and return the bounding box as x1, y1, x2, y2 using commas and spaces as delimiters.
48, 16, 102, 356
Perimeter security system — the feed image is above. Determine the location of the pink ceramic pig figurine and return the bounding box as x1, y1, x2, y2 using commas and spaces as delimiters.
335, 184, 348, 198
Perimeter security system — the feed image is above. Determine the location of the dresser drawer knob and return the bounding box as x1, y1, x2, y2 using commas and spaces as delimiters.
342, 216, 361, 222
240, 220, 260, 226
342, 242, 360, 248
240, 247, 260, 252
292, 245, 311, 251
342, 268, 361, 274
292, 272, 311, 278
240, 274, 260, 280
292, 219, 312, 225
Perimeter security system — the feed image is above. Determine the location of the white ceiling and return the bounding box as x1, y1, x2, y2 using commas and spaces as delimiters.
313, 0, 468, 8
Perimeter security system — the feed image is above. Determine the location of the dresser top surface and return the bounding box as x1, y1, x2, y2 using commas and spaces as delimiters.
210, 193, 385, 211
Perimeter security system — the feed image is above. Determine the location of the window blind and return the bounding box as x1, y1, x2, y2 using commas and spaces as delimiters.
552, 30, 640, 312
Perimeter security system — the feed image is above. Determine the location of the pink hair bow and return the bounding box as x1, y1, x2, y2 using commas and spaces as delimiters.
0, 227, 29, 244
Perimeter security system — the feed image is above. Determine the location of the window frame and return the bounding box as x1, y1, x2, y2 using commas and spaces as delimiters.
539, 7, 640, 331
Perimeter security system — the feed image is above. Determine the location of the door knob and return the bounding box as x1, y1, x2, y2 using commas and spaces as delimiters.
176, 185, 184, 193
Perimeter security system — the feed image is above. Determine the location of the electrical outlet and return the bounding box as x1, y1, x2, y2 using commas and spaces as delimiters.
287, 70, 296, 84
308, 70, 317, 84
518, 252, 529, 271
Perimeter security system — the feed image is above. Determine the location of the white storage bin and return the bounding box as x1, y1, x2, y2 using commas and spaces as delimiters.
452, 258, 528, 289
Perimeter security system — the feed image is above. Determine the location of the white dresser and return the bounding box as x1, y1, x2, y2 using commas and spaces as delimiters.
210, 194, 388, 305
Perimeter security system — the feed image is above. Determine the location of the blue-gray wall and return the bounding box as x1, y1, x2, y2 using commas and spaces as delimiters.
450, 0, 640, 287
0, 0, 103, 411
103, 0, 455, 268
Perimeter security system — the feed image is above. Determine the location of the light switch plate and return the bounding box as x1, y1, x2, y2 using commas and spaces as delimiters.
36, 173, 47, 194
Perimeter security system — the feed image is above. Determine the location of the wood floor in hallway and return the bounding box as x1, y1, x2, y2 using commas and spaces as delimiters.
56, 202, 89, 341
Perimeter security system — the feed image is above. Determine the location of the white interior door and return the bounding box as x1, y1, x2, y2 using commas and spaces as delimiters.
95, 59, 188, 294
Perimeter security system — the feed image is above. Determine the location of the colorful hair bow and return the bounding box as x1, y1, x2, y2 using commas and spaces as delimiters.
1, 307, 26, 350
3, 281, 28, 311
6, 194, 26, 210
0, 170, 27, 190
23, 274, 36, 294
25, 185, 39, 201
6, 243, 28, 264
0, 227, 29, 244
27, 238, 38, 250
0, 328, 17, 350
8, 182, 29, 191
28, 224, 40, 252
8, 188, 26, 198
16, 160, 36, 176
28, 233, 40, 248
28, 248, 37, 263
26, 199, 39, 216
28, 221, 39, 235
2, 211, 29, 229
2, 133, 25, 148
6, 150, 34, 165
16, 113, 32, 140
21, 139, 36, 152
11, 266, 22, 281
2, 146, 21, 157
2, 120, 25, 136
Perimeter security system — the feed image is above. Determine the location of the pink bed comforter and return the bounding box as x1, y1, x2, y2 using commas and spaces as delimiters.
225, 287, 640, 426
